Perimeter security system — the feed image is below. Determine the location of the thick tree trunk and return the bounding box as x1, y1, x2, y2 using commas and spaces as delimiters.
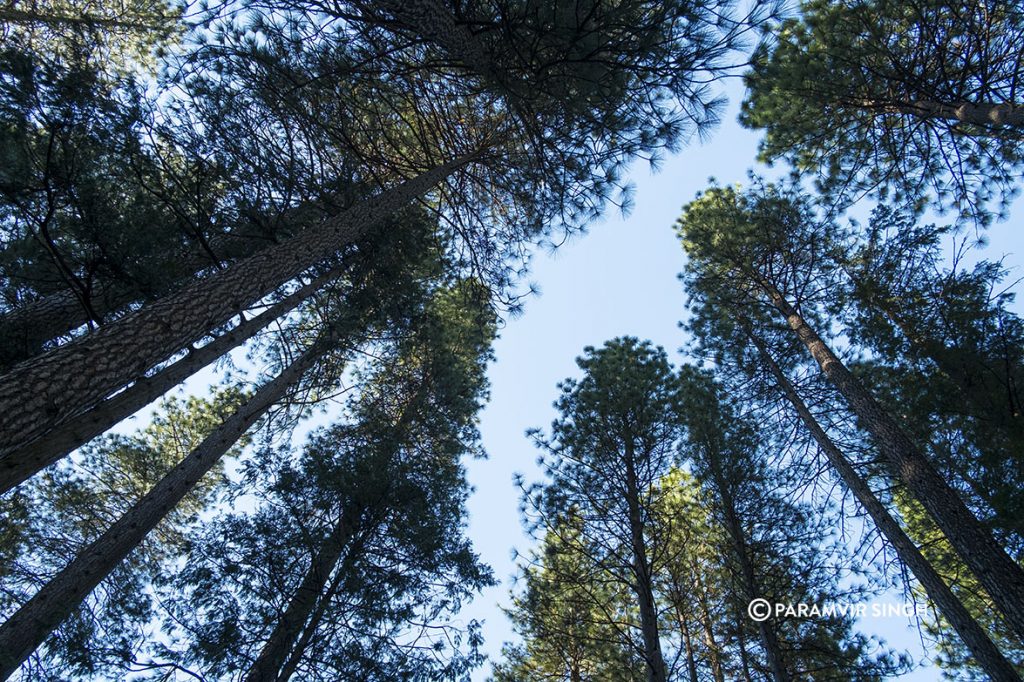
0, 206, 320, 370
0, 336, 332, 680
750, 331, 1023, 681
623, 446, 668, 682
0, 156, 470, 457
0, 268, 341, 493
704, 448, 790, 682
766, 287, 1024, 643
244, 517, 354, 682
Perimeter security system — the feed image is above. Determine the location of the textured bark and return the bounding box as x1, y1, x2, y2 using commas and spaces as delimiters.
0, 268, 341, 494
854, 98, 1024, 127
750, 332, 1023, 681
703, 447, 790, 682
677, 604, 700, 682
244, 517, 354, 682
766, 287, 1024, 643
0, 209, 321, 370
0, 157, 470, 456
0, 338, 331, 679
623, 445, 668, 682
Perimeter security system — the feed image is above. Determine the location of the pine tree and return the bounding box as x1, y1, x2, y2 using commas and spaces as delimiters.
677, 181, 1024, 643
523, 338, 682, 681
741, 0, 1024, 223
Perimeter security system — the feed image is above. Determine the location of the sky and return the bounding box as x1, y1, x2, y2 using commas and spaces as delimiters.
458, 80, 1024, 680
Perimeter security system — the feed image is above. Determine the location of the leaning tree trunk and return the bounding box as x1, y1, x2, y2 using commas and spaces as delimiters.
749, 330, 1023, 681
764, 286, 1024, 644
0, 202, 325, 371
245, 386, 425, 681
0, 329, 345, 680
244, 516, 355, 682
0, 155, 471, 461
0, 267, 344, 494
703, 445, 790, 682
853, 98, 1024, 128
623, 444, 668, 682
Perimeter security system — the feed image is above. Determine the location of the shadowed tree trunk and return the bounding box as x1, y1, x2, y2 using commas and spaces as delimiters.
0, 156, 472, 462
702, 445, 790, 682
0, 319, 358, 679
748, 329, 1023, 681
624, 443, 668, 682
764, 285, 1024, 644
0, 267, 342, 493
243, 516, 355, 682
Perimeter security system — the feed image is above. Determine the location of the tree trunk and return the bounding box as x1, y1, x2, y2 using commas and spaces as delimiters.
0, 268, 342, 493
244, 516, 354, 682
749, 330, 1023, 681
853, 98, 1024, 128
734, 618, 754, 682
623, 445, 668, 682
693, 568, 725, 682
703, 447, 790, 682
249, 385, 424, 680
0, 204, 323, 371
0, 334, 335, 680
0, 156, 471, 457
677, 600, 700, 682
765, 286, 1024, 643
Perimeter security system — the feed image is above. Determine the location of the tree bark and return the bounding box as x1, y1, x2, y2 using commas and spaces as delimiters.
623, 444, 668, 682
0, 156, 471, 457
0, 204, 324, 371
244, 517, 354, 682
0, 333, 336, 680
246, 383, 425, 680
693, 568, 725, 682
765, 287, 1024, 644
703, 445, 790, 682
676, 599, 700, 682
749, 330, 1023, 681
0, 268, 342, 493
853, 98, 1024, 128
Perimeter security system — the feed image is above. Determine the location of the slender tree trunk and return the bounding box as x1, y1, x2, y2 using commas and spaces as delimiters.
764, 286, 1024, 643
249, 386, 424, 680
0, 156, 471, 458
677, 600, 700, 682
623, 445, 668, 682
0, 334, 337, 679
244, 516, 354, 682
853, 98, 1024, 128
693, 569, 725, 682
734, 620, 754, 682
749, 331, 1022, 681
703, 449, 790, 682
0, 268, 342, 493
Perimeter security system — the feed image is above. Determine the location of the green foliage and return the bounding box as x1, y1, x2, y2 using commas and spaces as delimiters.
494, 514, 644, 681
0, 388, 244, 679
157, 283, 496, 680
741, 0, 1024, 223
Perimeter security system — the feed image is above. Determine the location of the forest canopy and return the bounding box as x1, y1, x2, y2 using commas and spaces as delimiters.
0, 0, 1022, 680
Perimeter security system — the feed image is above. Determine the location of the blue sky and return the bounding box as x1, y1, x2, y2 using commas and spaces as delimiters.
460, 80, 1024, 679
